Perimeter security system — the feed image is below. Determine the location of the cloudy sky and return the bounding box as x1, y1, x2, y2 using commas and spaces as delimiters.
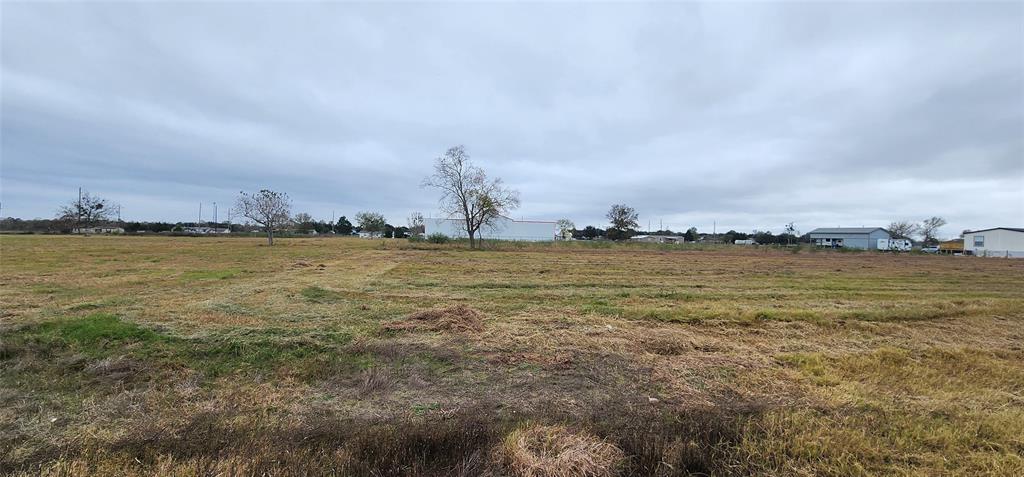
2, 2, 1021, 236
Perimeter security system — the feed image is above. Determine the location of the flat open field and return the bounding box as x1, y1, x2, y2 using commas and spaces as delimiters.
2, 235, 1022, 476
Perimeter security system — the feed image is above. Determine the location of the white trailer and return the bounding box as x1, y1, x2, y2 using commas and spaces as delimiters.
877, 238, 912, 251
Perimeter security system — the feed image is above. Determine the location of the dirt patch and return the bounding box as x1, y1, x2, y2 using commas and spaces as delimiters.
500, 424, 624, 477
383, 305, 485, 333
83, 356, 143, 381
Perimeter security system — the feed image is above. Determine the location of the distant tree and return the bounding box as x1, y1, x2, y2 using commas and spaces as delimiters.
684, 227, 698, 242
122, 221, 175, 233
887, 220, 920, 240
56, 190, 116, 229
606, 204, 638, 241
777, 233, 799, 245
573, 225, 604, 240
556, 219, 575, 240
393, 225, 410, 238
753, 230, 777, 245
407, 212, 425, 235
234, 189, 292, 245
919, 216, 947, 245
293, 212, 315, 233
422, 145, 520, 249
336, 216, 354, 235
723, 230, 751, 243
355, 211, 387, 237
784, 222, 797, 245
313, 220, 333, 234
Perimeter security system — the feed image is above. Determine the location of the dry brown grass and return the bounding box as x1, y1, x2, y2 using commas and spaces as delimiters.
383, 304, 486, 333
1, 235, 1022, 475
501, 424, 625, 477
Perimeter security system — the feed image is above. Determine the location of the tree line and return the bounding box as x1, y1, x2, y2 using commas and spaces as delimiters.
5, 145, 948, 247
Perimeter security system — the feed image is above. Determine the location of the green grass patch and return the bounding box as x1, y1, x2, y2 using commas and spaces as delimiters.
580, 300, 625, 317
208, 302, 257, 315
4, 314, 362, 378
180, 269, 238, 281
776, 352, 840, 386
301, 286, 344, 303
411, 402, 441, 415
27, 313, 163, 354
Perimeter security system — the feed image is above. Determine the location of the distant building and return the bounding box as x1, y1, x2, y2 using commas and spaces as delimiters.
631, 235, 686, 244
734, 239, 757, 245
937, 239, 963, 255
73, 226, 125, 234
182, 226, 230, 234
425, 216, 557, 242
962, 228, 1024, 258
808, 227, 891, 250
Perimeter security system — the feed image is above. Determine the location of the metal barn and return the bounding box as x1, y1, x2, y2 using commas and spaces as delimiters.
808, 227, 892, 250
425, 216, 557, 242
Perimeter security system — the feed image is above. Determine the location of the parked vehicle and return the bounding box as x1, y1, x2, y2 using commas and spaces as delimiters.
921, 246, 940, 253
878, 238, 913, 252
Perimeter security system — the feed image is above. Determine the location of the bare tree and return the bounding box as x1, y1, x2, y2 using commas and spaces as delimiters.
422, 145, 520, 249
556, 219, 575, 240
784, 222, 797, 245
293, 212, 315, 233
234, 189, 292, 245
887, 220, 920, 240
606, 204, 638, 240
919, 216, 947, 245
56, 190, 116, 229
355, 211, 387, 237
407, 212, 425, 235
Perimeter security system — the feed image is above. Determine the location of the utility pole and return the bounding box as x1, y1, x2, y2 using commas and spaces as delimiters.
78, 187, 83, 229
213, 202, 218, 226
332, 210, 335, 234
198, 203, 202, 224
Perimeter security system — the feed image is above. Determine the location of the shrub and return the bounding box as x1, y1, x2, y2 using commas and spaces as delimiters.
407, 234, 425, 243
427, 233, 450, 244
500, 424, 624, 477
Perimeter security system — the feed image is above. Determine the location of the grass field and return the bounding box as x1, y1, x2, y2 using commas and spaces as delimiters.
2, 235, 1023, 476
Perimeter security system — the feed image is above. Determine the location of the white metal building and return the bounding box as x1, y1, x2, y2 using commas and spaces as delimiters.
425, 216, 557, 242
962, 227, 1024, 258
808, 227, 891, 250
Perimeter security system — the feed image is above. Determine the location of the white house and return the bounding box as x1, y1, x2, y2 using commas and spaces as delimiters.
425, 216, 557, 242
962, 227, 1024, 258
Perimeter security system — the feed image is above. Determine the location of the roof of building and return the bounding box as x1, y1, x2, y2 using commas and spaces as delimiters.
808, 227, 887, 235
631, 235, 685, 239
963, 227, 1024, 234
429, 216, 557, 224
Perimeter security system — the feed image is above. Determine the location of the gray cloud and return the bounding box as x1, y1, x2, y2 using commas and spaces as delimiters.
2, 2, 1021, 236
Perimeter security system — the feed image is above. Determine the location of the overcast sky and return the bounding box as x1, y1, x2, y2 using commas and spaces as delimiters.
2, 2, 1021, 236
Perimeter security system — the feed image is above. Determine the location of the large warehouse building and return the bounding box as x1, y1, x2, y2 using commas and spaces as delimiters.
808, 227, 892, 250
425, 216, 557, 242
962, 227, 1024, 258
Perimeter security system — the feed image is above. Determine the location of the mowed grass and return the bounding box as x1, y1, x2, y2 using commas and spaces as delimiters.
1, 235, 1023, 476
